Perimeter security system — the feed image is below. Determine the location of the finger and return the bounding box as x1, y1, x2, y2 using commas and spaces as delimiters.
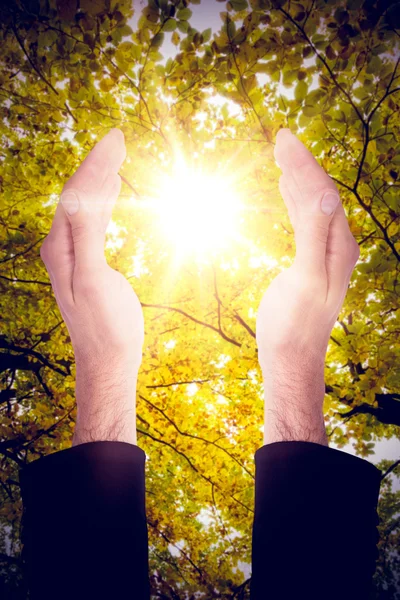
279, 174, 297, 229
41, 129, 125, 307
325, 201, 360, 313
41, 173, 123, 311
48, 129, 125, 240
102, 173, 122, 229
274, 129, 340, 277
59, 129, 126, 269
275, 129, 359, 311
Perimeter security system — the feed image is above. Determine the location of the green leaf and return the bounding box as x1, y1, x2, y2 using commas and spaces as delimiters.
202, 28, 212, 43
282, 69, 298, 87
295, 80, 308, 102
306, 88, 328, 105
366, 55, 382, 74
99, 78, 115, 92
230, 0, 248, 10
326, 45, 336, 60
281, 30, 293, 45
10, 231, 26, 244
177, 8, 192, 20
302, 104, 322, 117
371, 43, 386, 56
162, 18, 177, 32
119, 41, 134, 52
227, 20, 236, 38
177, 20, 189, 33
151, 33, 165, 48
119, 24, 133, 36
255, 63, 270, 73
74, 131, 87, 144
171, 31, 180, 45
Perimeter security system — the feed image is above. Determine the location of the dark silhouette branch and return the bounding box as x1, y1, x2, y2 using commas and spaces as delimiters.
278, 7, 365, 125
0, 236, 46, 264
0, 274, 51, 286
146, 378, 216, 389
335, 393, 400, 427
141, 303, 241, 347
0, 335, 70, 378
11, 23, 59, 96
234, 310, 256, 338
381, 459, 400, 481
140, 395, 254, 479
147, 519, 205, 582
119, 174, 141, 198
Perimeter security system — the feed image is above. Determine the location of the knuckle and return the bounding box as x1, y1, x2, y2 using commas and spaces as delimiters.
79, 164, 101, 193
70, 224, 86, 242
348, 237, 360, 262
39, 236, 52, 261
296, 221, 329, 245
70, 223, 103, 244
314, 225, 330, 245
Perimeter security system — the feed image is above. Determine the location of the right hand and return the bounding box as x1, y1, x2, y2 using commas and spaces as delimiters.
40, 129, 144, 372
256, 129, 360, 374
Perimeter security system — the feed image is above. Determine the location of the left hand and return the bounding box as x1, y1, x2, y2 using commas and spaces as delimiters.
256, 129, 360, 445
40, 129, 144, 372
256, 129, 359, 370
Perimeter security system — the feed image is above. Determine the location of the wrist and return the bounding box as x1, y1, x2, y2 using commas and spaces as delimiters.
264, 405, 328, 446
261, 359, 327, 446
72, 404, 137, 446
72, 359, 139, 446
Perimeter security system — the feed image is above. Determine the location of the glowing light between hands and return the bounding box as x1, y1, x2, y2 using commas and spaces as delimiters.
148, 156, 242, 257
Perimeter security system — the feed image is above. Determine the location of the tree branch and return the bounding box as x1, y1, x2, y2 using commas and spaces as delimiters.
141, 303, 242, 347
11, 24, 59, 96
381, 459, 400, 481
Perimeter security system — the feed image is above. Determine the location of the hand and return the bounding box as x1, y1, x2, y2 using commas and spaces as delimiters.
256, 129, 360, 444
40, 128, 144, 368
40, 129, 144, 445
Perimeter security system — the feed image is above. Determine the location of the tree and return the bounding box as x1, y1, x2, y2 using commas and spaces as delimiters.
0, 0, 399, 597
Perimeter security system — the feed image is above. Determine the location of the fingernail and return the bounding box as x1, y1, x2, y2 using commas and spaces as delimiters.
321, 192, 339, 216
60, 191, 79, 216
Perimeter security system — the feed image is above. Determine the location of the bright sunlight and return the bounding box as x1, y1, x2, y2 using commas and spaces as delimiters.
148, 154, 242, 257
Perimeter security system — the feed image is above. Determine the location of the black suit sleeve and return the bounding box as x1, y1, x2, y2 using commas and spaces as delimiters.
18, 441, 150, 600
250, 441, 382, 600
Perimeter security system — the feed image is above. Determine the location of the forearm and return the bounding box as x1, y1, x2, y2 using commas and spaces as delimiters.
251, 441, 382, 600
72, 360, 139, 446
19, 441, 150, 600
261, 354, 328, 446
264, 403, 328, 446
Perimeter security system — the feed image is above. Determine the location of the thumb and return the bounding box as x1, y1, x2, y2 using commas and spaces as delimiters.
274, 129, 340, 277
59, 129, 126, 269
60, 172, 121, 269
60, 186, 107, 269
